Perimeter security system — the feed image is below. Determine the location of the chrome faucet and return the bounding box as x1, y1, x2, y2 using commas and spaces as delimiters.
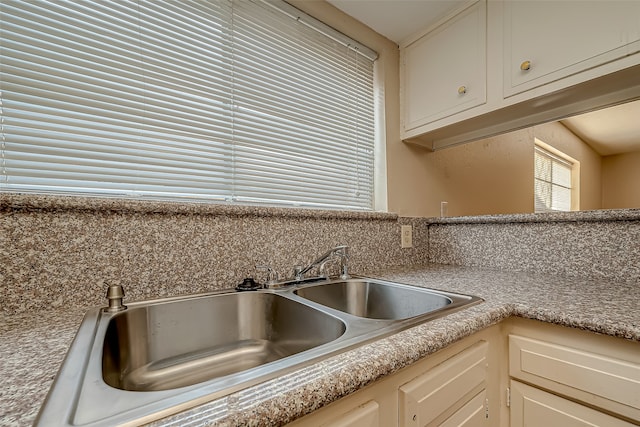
295, 245, 350, 281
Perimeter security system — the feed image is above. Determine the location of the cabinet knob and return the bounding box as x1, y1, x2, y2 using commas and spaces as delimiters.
458, 85, 467, 95
520, 60, 531, 71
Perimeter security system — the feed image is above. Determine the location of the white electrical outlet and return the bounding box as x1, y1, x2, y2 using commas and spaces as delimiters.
401, 225, 413, 248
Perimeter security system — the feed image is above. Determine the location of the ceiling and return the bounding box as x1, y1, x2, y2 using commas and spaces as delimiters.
327, 0, 465, 44
328, 0, 640, 156
560, 101, 640, 156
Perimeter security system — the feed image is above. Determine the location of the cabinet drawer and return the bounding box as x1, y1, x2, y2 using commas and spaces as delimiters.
510, 380, 636, 427
399, 340, 488, 427
320, 400, 379, 427
439, 390, 486, 427
509, 334, 640, 420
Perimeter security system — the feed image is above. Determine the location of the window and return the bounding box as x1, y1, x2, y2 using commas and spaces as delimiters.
534, 140, 579, 212
0, 0, 378, 210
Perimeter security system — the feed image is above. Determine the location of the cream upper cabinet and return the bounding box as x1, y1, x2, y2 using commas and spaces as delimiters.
504, 0, 640, 97
401, 0, 486, 132
401, 0, 640, 149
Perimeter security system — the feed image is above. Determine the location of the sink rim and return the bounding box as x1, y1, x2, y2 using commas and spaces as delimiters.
102, 291, 348, 392
36, 276, 483, 427
293, 278, 471, 320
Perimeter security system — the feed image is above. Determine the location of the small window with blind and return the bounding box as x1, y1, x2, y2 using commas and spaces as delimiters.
0, 0, 378, 211
534, 140, 579, 212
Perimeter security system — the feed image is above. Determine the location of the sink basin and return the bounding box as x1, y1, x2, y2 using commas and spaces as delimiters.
103, 292, 346, 391
36, 277, 482, 427
295, 279, 452, 320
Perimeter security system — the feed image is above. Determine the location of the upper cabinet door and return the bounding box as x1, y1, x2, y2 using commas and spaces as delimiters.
401, 0, 486, 132
504, 0, 640, 97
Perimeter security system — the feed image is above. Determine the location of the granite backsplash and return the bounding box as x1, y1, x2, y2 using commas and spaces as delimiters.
3, 193, 639, 316
428, 210, 640, 285
1, 194, 429, 315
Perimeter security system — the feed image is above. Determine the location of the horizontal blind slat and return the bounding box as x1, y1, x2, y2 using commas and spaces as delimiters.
1, 0, 376, 210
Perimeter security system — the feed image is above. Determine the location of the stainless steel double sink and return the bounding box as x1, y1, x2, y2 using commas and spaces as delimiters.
36, 277, 482, 426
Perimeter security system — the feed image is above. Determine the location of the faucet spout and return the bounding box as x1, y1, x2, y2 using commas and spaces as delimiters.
296, 245, 350, 281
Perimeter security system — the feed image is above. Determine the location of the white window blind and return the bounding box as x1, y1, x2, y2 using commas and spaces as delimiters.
534, 145, 573, 212
0, 0, 377, 210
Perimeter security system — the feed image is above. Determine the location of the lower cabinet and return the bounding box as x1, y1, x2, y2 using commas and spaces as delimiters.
510, 380, 636, 427
319, 400, 380, 427
287, 326, 500, 427
399, 340, 489, 427
288, 318, 640, 427
507, 318, 640, 426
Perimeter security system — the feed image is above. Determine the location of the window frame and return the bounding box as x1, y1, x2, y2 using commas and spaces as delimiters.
534, 138, 581, 212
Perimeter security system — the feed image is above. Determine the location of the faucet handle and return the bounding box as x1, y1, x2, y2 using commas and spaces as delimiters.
336, 245, 350, 279
318, 261, 330, 278
256, 265, 279, 285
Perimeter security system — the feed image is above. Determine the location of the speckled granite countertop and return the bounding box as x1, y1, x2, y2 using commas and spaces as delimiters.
426, 208, 640, 224
2, 263, 639, 427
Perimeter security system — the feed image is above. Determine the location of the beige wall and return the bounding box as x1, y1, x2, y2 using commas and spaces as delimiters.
533, 121, 603, 211
602, 151, 640, 209
411, 121, 604, 218
419, 129, 534, 217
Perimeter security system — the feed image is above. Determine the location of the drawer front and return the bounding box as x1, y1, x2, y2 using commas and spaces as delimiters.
509, 334, 640, 419
400, 340, 488, 427
321, 400, 379, 427
510, 380, 636, 427
439, 390, 486, 427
